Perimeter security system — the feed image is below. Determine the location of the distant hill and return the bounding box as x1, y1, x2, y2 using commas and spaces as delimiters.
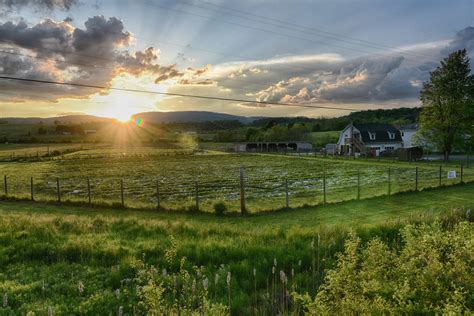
1, 111, 264, 124
0, 115, 112, 124
131, 111, 262, 124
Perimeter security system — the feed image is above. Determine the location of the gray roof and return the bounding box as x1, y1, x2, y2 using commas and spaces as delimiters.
353, 123, 403, 143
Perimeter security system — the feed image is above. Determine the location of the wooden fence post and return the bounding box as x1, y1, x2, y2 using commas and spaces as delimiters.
30, 177, 34, 201
56, 177, 61, 203
415, 167, 419, 191
156, 180, 161, 210
195, 181, 199, 212
357, 170, 361, 200
323, 171, 327, 205
3, 175, 7, 196
439, 165, 442, 187
87, 178, 91, 205
120, 179, 124, 207
285, 178, 289, 209
240, 165, 246, 215
388, 168, 391, 196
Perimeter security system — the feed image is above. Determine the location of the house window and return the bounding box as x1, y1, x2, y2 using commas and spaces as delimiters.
368, 132, 376, 140
385, 146, 395, 150
388, 132, 395, 140
401, 131, 405, 137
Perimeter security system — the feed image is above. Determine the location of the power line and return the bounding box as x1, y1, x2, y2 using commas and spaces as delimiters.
0, 39, 424, 93
0, 75, 378, 112
141, 1, 440, 65
1, 13, 436, 90
175, 0, 439, 61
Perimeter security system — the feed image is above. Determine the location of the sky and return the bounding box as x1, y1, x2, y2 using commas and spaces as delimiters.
0, 0, 473, 120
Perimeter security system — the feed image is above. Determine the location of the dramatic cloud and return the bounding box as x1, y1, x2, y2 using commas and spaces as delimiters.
1, 0, 78, 11
0, 16, 185, 100
187, 27, 474, 108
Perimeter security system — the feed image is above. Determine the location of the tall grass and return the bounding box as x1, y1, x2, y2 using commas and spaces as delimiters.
0, 206, 471, 314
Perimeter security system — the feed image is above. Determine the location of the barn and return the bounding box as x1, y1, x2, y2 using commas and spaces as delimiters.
234, 141, 313, 152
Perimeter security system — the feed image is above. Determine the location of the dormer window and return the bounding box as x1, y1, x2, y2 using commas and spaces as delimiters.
388, 131, 395, 140
368, 132, 376, 140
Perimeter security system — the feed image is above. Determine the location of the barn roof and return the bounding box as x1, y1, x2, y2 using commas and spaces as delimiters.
353, 123, 403, 143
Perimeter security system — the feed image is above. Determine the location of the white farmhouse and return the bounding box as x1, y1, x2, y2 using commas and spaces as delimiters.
337, 123, 403, 156
399, 123, 420, 148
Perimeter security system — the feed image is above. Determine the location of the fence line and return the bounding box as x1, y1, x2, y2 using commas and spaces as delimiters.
0, 164, 472, 213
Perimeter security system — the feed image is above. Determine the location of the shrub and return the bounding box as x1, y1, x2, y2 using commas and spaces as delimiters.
213, 201, 227, 215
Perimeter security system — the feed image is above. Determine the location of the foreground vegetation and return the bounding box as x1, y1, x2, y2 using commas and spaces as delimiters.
0, 183, 473, 314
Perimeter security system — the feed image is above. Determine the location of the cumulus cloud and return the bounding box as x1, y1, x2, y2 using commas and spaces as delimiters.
193, 26, 474, 108
0, 15, 186, 100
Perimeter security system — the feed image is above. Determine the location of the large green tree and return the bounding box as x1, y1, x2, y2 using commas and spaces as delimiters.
419, 49, 474, 161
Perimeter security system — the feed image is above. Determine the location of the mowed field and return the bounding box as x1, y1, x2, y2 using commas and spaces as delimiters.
0, 145, 472, 212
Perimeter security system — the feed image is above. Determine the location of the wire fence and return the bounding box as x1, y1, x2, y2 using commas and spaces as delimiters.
1, 163, 473, 213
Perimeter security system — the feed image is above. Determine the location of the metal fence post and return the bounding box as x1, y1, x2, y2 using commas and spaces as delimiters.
240, 165, 246, 215
30, 177, 34, 201
120, 179, 124, 207
56, 177, 61, 203
357, 170, 361, 200
285, 178, 289, 209
439, 165, 442, 187
156, 180, 161, 210
87, 178, 91, 205
3, 175, 7, 196
415, 167, 419, 191
195, 181, 199, 212
388, 168, 391, 195
323, 171, 327, 204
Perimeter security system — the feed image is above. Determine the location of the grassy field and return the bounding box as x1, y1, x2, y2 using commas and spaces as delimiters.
0, 145, 471, 213
0, 183, 472, 314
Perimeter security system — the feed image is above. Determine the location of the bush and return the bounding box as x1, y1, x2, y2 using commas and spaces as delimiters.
302, 220, 474, 314
213, 201, 227, 215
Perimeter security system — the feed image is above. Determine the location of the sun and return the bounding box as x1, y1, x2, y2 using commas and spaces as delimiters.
97, 92, 142, 122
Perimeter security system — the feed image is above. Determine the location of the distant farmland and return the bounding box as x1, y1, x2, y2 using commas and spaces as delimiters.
0, 145, 471, 212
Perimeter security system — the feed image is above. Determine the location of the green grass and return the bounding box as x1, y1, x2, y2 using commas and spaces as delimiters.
0, 183, 472, 314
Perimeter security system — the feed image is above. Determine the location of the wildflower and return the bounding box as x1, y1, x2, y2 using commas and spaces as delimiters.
273, 258, 277, 267
272, 266, 275, 275
226, 272, 231, 286
118, 306, 123, 316
298, 260, 302, 267
203, 277, 209, 291
280, 270, 287, 284
78, 281, 84, 294
42, 280, 45, 292
115, 288, 120, 299
215, 273, 219, 286
192, 278, 196, 293
48, 306, 53, 316
291, 268, 294, 278
253, 268, 256, 277
162, 268, 168, 278
3, 292, 7, 307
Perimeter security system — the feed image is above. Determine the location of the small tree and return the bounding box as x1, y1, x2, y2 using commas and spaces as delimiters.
419, 49, 474, 162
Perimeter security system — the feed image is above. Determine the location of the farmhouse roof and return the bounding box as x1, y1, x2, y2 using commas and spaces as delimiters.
353, 123, 403, 143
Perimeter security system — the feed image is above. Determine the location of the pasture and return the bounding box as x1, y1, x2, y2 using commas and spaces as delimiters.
0, 144, 472, 213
